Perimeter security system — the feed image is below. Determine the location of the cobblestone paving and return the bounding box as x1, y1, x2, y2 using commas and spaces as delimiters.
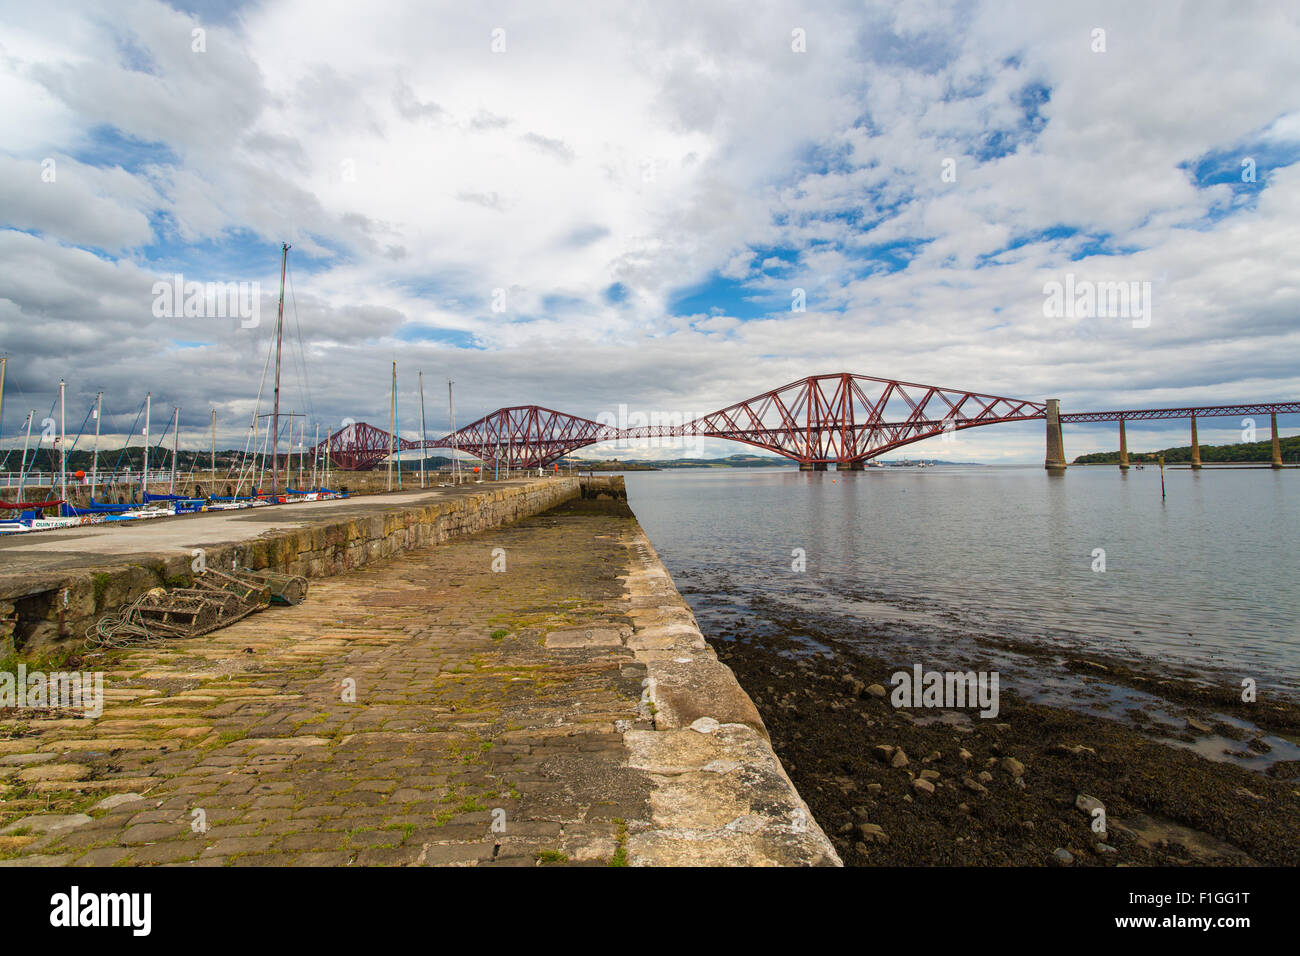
1, 507, 655, 866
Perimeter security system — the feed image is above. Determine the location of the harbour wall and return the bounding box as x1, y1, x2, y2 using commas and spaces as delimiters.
1, 477, 618, 655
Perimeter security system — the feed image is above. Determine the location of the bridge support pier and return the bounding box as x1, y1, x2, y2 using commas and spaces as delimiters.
1044, 399, 1067, 474
1190, 414, 1202, 470
836, 461, 864, 471
1272, 412, 1283, 468
799, 462, 828, 471
1118, 418, 1129, 470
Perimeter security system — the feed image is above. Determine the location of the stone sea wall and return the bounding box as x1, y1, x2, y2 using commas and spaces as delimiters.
1, 478, 584, 654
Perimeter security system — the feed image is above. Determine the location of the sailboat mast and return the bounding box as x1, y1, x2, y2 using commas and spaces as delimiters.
271, 242, 289, 495
18, 411, 33, 500
91, 391, 102, 498
387, 362, 396, 491
0, 357, 6, 458
312, 422, 319, 489
59, 379, 67, 504
448, 380, 458, 484
418, 371, 427, 489
394, 367, 401, 490
143, 392, 151, 498
170, 406, 179, 493
210, 408, 216, 482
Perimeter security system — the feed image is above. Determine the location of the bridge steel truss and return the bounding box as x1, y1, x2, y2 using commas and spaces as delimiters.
618, 373, 1046, 464
1059, 402, 1300, 423
314, 375, 1297, 471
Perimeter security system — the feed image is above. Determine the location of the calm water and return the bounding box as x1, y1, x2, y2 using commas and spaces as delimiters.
623, 465, 1300, 689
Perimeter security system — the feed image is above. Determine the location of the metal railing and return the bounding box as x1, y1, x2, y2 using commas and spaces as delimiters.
0, 470, 181, 490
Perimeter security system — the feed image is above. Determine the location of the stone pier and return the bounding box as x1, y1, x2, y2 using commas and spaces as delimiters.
1118, 418, 1129, 471
835, 461, 865, 471
1190, 414, 1202, 470
799, 462, 828, 471
1272, 412, 1284, 469
0, 477, 838, 867
1043, 399, 1067, 473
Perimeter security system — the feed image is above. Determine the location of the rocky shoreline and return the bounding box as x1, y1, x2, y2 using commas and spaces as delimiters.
708, 623, 1300, 866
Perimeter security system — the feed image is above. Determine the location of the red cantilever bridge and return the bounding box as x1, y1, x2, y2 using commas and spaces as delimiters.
316, 373, 1298, 472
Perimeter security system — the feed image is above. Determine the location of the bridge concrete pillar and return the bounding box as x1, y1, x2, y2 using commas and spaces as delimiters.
1044, 399, 1067, 473
1271, 412, 1283, 468
1118, 418, 1129, 470
799, 462, 814, 471
1190, 414, 1202, 470
836, 460, 864, 471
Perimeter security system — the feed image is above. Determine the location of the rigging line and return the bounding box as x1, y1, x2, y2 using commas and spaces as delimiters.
37, 393, 57, 475
237, 283, 281, 495
3, 411, 31, 475
286, 260, 316, 428
108, 400, 146, 485
64, 399, 98, 459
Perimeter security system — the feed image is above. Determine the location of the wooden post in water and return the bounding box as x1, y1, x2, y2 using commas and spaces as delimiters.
1159, 453, 1166, 500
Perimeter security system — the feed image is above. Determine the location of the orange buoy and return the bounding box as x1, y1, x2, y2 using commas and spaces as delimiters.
74, 470, 86, 479
472, 466, 480, 473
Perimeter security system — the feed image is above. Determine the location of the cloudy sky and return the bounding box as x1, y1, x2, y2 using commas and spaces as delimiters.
2, 0, 1298, 464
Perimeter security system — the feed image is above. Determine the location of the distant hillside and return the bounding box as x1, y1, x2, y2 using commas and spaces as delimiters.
1074, 434, 1300, 465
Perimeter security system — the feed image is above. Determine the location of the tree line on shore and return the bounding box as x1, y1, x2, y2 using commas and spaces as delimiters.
1074, 434, 1299, 465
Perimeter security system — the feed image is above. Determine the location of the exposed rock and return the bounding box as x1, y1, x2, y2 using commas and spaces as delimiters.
1052, 848, 1074, 866
1186, 717, 1213, 735
1049, 742, 1097, 757
688, 717, 721, 735
912, 778, 935, 795
919, 769, 941, 782
873, 744, 896, 763
1001, 757, 1026, 777
977, 770, 993, 784
865, 684, 887, 699
855, 823, 889, 844
958, 748, 973, 762
890, 749, 909, 769
1076, 794, 1105, 817
962, 777, 989, 795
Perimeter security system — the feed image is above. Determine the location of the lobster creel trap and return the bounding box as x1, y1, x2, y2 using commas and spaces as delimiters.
233, 568, 309, 606
84, 566, 304, 649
